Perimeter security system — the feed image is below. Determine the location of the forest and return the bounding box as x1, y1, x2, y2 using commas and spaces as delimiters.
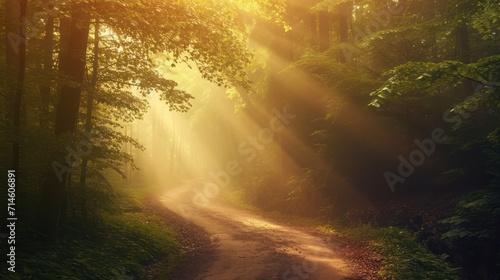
1, 0, 499, 279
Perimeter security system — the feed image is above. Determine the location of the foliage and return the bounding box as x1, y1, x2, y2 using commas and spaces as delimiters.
369, 55, 500, 108
440, 188, 500, 240
285, 169, 325, 215
12, 195, 181, 280
290, 52, 377, 99
440, 128, 500, 241
12, 184, 181, 279
321, 225, 461, 280
95, 0, 255, 90
470, 0, 500, 40
1, 0, 499, 277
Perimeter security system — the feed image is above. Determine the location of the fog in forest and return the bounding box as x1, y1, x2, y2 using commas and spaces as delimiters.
2, 0, 498, 278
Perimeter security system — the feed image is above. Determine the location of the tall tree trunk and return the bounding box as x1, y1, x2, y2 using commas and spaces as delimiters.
80, 18, 99, 219
39, 5, 90, 240
5, 0, 20, 123
338, 2, 350, 63
309, 13, 317, 48
431, 33, 438, 62
54, 13, 91, 135
5, 0, 26, 171
169, 116, 177, 176
152, 109, 161, 175
40, 17, 54, 127
13, 0, 27, 171
124, 125, 131, 183
318, 10, 330, 52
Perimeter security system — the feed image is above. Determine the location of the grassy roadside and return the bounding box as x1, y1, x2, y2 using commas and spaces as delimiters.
221, 186, 461, 280
319, 225, 461, 280
15, 183, 181, 279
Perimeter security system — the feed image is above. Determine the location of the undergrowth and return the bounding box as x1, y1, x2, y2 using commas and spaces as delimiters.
320, 225, 461, 280
13, 185, 181, 279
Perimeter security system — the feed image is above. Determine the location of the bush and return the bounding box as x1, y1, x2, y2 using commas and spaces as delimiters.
321, 225, 461, 280
13, 194, 181, 279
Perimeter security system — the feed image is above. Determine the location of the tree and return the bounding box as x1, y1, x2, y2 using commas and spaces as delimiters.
39, 3, 91, 240
35, 0, 283, 240
5, 0, 27, 171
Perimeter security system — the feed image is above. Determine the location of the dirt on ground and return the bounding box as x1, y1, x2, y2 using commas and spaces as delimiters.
145, 182, 381, 280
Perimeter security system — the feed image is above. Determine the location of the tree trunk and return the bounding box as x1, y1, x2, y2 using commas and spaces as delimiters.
457, 22, 473, 96
5, 0, 20, 123
13, 0, 27, 171
54, 13, 91, 135
169, 116, 177, 176
40, 17, 54, 127
39, 5, 90, 241
80, 18, 99, 219
5, 0, 26, 171
338, 2, 350, 63
309, 13, 317, 47
318, 10, 330, 52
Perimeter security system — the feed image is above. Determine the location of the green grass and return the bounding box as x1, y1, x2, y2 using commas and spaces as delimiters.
319, 224, 461, 280
14, 185, 182, 280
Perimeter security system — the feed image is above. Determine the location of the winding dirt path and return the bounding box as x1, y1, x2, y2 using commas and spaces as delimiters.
158, 182, 355, 280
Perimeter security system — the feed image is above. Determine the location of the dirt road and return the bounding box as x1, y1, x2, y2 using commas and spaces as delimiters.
158, 182, 354, 280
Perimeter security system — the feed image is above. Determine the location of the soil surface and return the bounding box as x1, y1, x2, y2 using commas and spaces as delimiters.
149, 181, 381, 280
